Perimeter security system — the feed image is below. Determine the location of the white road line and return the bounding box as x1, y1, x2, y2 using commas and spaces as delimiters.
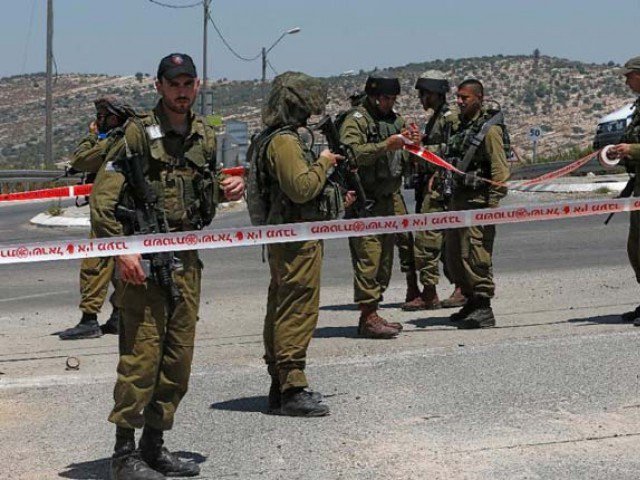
0, 290, 72, 303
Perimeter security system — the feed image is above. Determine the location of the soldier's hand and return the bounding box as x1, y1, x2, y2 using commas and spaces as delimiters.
320, 149, 344, 165
221, 176, 245, 201
117, 254, 146, 285
609, 144, 632, 159
344, 190, 356, 209
385, 134, 406, 151
401, 126, 421, 145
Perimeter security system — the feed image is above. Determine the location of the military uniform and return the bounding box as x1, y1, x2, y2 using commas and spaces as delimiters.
340, 82, 408, 338
625, 98, 640, 287
252, 72, 337, 416
445, 106, 510, 327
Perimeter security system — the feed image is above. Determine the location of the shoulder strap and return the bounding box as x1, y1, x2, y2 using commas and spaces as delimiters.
458, 111, 504, 172
423, 103, 446, 141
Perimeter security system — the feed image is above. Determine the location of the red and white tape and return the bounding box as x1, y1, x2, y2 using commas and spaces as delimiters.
0, 197, 636, 265
0, 166, 247, 204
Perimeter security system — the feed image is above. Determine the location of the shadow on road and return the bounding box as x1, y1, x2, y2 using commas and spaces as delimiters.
320, 303, 358, 312
59, 457, 109, 480
567, 313, 628, 325
314, 325, 359, 338
407, 316, 456, 329
210, 395, 267, 413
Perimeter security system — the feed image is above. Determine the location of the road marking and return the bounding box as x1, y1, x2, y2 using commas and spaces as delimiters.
0, 290, 71, 303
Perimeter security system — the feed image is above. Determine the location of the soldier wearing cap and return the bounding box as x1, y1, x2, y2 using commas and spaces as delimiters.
58, 97, 133, 341
339, 76, 418, 338
608, 57, 640, 325
91, 53, 244, 479
403, 71, 467, 312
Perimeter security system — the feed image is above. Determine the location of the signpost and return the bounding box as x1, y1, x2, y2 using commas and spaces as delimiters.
528, 126, 542, 163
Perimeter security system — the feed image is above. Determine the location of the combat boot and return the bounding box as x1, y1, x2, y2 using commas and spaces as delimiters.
440, 286, 467, 309
401, 285, 441, 311
111, 429, 164, 480
280, 388, 329, 417
404, 271, 420, 303
622, 305, 640, 322
101, 308, 120, 335
59, 313, 102, 340
457, 297, 495, 329
268, 377, 323, 414
358, 305, 400, 339
449, 297, 476, 323
139, 427, 200, 478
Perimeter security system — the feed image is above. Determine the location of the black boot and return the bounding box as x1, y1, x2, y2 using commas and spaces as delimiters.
622, 305, 640, 322
268, 377, 324, 414
457, 297, 495, 329
59, 313, 102, 340
280, 388, 329, 417
101, 309, 120, 335
449, 298, 476, 323
139, 427, 200, 478
111, 428, 164, 480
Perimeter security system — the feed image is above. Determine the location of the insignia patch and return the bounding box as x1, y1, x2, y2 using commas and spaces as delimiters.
145, 125, 164, 140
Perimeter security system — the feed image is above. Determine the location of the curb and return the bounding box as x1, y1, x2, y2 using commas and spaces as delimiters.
30, 199, 246, 229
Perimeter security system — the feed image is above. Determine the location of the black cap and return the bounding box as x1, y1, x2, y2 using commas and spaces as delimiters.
157, 53, 197, 80
365, 76, 401, 96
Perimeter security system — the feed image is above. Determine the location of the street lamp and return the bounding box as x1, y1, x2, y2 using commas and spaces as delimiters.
261, 27, 301, 82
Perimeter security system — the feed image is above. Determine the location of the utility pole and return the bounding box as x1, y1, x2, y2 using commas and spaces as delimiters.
201, 0, 211, 115
261, 47, 266, 83
45, 0, 53, 169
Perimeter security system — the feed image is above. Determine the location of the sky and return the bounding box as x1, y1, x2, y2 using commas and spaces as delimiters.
1, 0, 639, 81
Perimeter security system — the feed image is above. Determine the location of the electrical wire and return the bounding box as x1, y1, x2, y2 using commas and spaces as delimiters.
147, 0, 202, 8
207, 12, 261, 62
21, 0, 38, 74
267, 60, 278, 76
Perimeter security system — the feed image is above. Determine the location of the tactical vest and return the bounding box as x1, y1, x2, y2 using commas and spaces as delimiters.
621, 98, 640, 145
122, 115, 219, 231
246, 127, 342, 226
352, 106, 405, 196
447, 108, 510, 180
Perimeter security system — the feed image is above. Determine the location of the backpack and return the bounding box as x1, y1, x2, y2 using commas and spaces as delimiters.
246, 126, 290, 226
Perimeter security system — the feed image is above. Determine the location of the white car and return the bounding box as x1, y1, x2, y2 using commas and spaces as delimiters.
593, 103, 635, 148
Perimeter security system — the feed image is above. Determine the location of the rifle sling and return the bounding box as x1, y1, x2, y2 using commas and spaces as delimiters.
458, 111, 504, 173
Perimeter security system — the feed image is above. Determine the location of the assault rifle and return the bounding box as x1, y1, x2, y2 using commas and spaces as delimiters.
316, 115, 372, 218
115, 152, 182, 313
604, 174, 636, 225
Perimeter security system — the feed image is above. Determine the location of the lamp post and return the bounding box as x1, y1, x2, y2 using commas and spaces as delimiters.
261, 27, 301, 82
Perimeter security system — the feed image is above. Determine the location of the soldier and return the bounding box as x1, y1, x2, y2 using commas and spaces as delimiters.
444, 79, 509, 329
608, 57, 640, 325
58, 97, 132, 340
339, 76, 418, 338
91, 53, 244, 479
250, 72, 351, 416
403, 71, 467, 311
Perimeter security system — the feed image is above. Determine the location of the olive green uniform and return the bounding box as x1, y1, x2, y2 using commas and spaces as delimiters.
91, 102, 221, 431
71, 133, 117, 315
393, 191, 415, 273
262, 132, 336, 392
445, 109, 509, 298
414, 103, 458, 287
622, 98, 640, 281
340, 98, 407, 305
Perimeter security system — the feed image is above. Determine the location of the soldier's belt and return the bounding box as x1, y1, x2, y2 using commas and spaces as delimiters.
0, 196, 637, 265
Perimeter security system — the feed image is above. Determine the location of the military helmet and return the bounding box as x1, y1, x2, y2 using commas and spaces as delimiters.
262, 71, 328, 127
94, 96, 134, 118
364, 76, 401, 96
619, 56, 640, 75
414, 70, 450, 94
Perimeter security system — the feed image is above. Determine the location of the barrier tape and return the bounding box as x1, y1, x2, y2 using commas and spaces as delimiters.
0, 196, 637, 265
0, 166, 247, 203
402, 142, 601, 188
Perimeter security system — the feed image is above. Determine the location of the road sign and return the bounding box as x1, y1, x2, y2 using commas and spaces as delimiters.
528, 126, 543, 142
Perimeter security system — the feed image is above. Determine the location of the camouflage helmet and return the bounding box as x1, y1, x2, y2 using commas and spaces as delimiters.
414, 70, 449, 94
262, 72, 328, 127
94, 96, 135, 118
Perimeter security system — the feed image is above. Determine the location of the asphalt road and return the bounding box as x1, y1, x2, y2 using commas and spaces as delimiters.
2, 192, 640, 479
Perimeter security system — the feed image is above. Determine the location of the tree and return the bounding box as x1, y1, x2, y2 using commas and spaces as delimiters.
135, 72, 144, 83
